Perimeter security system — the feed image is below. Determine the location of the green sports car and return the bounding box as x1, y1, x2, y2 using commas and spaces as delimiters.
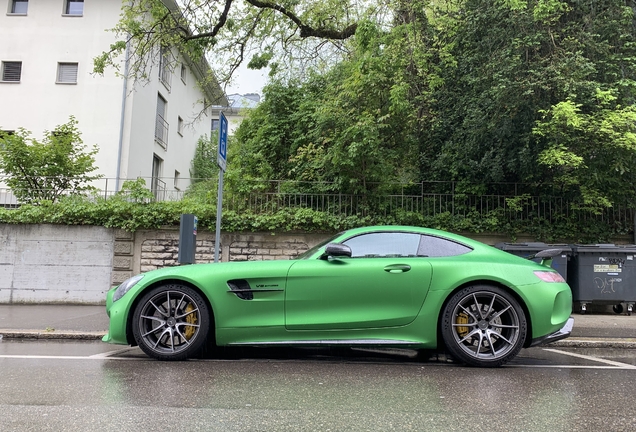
103, 225, 573, 367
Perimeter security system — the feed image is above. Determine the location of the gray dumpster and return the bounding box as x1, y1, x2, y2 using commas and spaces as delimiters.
568, 244, 636, 315
495, 242, 571, 281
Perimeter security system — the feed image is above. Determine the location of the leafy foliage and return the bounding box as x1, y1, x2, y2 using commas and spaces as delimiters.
534, 90, 636, 212
0, 118, 102, 204
0, 192, 625, 243
93, 0, 368, 92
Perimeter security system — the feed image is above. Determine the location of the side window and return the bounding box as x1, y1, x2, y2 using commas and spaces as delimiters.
418, 235, 472, 257
343, 232, 422, 258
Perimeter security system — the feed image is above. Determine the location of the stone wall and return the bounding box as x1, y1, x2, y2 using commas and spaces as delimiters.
133, 229, 326, 273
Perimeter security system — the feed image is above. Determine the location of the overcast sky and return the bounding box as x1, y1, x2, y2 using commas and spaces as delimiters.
226, 63, 268, 95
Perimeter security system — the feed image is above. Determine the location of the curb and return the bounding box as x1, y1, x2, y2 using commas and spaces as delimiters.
0, 330, 106, 341
550, 338, 636, 349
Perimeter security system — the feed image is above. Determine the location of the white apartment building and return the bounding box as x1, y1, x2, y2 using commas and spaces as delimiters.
0, 0, 227, 198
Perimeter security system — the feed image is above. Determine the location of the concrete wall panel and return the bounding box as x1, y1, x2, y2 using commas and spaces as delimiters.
0, 224, 114, 304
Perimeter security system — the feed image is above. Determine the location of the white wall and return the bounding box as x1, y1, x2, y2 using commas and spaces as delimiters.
0, 0, 222, 192
0, 0, 124, 179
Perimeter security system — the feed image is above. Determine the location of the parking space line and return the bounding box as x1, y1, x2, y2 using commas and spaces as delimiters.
0, 354, 143, 361
89, 348, 138, 358
542, 348, 636, 369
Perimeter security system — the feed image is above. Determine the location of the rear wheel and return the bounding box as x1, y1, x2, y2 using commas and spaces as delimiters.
132, 284, 210, 361
441, 285, 527, 367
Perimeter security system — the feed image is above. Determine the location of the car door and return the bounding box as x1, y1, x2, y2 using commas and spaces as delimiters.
285, 232, 433, 330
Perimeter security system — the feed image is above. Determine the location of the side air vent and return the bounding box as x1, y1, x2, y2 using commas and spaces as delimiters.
227, 279, 253, 300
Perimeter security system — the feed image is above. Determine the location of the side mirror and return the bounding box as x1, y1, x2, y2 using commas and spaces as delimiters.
323, 243, 352, 259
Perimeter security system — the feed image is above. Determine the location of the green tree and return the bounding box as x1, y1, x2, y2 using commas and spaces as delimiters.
0, 117, 101, 204
93, 0, 367, 92
534, 90, 636, 213
231, 20, 422, 197
420, 0, 636, 190
189, 133, 219, 182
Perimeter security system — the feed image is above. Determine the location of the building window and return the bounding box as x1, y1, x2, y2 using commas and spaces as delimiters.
180, 64, 187, 84
211, 119, 219, 131
9, 0, 28, 14
155, 94, 168, 149
159, 46, 171, 91
151, 154, 164, 200
1, 61, 22, 82
174, 170, 180, 191
64, 0, 83, 15
177, 116, 184, 136
57, 63, 78, 84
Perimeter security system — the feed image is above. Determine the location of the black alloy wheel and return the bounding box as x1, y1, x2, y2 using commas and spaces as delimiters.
132, 284, 210, 361
441, 285, 527, 367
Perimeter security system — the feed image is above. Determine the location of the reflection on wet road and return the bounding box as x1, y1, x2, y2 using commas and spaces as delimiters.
1, 341, 635, 431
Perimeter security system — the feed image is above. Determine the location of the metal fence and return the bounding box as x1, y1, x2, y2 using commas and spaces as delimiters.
0, 177, 633, 227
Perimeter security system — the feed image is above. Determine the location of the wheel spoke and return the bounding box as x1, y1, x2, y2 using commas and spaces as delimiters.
153, 328, 171, 349
458, 304, 479, 322
472, 294, 485, 319
486, 332, 497, 357
488, 305, 512, 322
166, 292, 172, 317
485, 294, 497, 319
457, 328, 481, 345
141, 314, 164, 324
174, 327, 192, 346
452, 322, 477, 328
490, 323, 519, 329
475, 332, 486, 355
149, 299, 169, 318
176, 306, 199, 320
174, 292, 185, 312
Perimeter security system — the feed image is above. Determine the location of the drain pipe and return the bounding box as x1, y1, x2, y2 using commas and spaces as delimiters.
115, 34, 132, 192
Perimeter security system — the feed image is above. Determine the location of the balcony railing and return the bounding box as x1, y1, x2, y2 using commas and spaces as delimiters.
154, 113, 168, 149
151, 177, 166, 201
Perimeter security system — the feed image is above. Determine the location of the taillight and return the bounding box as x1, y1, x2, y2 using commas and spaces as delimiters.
534, 271, 566, 283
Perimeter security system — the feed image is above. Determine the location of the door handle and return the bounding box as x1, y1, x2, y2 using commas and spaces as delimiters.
384, 264, 411, 273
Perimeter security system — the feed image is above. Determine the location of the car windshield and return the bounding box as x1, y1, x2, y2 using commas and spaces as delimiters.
295, 233, 343, 260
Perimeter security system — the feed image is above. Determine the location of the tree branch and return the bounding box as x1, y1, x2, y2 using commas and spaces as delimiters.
184, 0, 234, 41
244, 0, 357, 40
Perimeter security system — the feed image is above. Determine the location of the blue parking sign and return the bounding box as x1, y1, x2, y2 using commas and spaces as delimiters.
217, 112, 228, 171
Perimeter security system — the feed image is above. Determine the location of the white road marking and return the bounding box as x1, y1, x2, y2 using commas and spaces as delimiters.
542, 348, 636, 369
89, 347, 138, 358
0, 348, 635, 369
0, 354, 142, 361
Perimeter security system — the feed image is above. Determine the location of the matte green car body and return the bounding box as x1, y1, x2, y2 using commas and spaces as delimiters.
104, 226, 572, 357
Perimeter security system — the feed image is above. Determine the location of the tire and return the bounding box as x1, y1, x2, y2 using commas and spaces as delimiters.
441, 285, 527, 367
132, 284, 210, 361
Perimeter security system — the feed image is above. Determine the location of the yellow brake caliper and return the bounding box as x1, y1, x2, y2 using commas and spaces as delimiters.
456, 312, 469, 338
184, 304, 197, 340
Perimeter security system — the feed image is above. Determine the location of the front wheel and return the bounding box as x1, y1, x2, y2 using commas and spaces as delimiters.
132, 284, 210, 361
441, 285, 527, 367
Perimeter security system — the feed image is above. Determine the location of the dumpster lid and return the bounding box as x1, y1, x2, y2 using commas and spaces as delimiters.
571, 244, 636, 253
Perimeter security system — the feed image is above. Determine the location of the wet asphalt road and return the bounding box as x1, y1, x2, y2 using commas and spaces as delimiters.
1, 341, 635, 431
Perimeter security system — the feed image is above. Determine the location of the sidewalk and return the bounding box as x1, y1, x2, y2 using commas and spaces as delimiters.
0, 304, 635, 348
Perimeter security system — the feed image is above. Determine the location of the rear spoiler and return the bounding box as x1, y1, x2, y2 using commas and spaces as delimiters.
527, 248, 562, 268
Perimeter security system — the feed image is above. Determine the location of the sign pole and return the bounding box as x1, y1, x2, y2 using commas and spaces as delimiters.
214, 112, 228, 263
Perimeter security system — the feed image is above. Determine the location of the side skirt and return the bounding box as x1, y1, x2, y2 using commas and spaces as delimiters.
227, 339, 422, 347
